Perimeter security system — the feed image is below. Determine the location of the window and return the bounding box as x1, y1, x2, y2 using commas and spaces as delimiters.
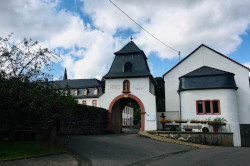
123, 80, 130, 93
82, 100, 86, 105
83, 89, 88, 95
93, 88, 98, 95
197, 101, 203, 114
124, 62, 132, 72
64, 90, 69, 96
73, 89, 78, 96
92, 100, 97, 107
213, 101, 219, 113
196, 100, 220, 115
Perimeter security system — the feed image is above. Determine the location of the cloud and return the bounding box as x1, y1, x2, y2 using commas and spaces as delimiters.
1, 0, 250, 79
82, 0, 250, 58
0, 0, 116, 79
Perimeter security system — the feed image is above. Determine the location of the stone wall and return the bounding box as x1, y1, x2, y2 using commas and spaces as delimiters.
148, 131, 234, 146
59, 108, 108, 135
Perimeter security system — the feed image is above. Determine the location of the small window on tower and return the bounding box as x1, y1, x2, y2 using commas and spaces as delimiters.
124, 62, 132, 72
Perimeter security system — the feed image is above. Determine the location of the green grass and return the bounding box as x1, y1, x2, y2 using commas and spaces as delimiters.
0, 141, 65, 161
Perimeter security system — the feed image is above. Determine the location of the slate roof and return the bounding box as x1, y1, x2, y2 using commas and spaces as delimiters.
53, 79, 102, 89
180, 66, 234, 77
114, 41, 144, 55
163, 44, 250, 77
178, 66, 238, 92
104, 41, 155, 83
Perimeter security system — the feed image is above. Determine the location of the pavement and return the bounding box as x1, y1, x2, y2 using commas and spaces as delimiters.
2, 129, 250, 166
0, 153, 78, 166
60, 129, 194, 166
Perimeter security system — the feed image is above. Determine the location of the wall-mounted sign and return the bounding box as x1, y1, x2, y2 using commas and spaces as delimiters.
107, 85, 121, 90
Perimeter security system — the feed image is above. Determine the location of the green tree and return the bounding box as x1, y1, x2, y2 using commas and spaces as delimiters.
133, 108, 141, 125
0, 34, 58, 81
0, 34, 71, 142
154, 77, 165, 112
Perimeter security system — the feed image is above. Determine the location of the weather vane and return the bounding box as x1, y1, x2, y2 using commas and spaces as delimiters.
130, 36, 133, 41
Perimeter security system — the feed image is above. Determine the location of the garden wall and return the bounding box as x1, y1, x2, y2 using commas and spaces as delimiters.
148, 131, 234, 146
59, 108, 108, 135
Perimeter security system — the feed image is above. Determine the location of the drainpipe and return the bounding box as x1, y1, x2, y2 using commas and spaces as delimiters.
178, 91, 182, 131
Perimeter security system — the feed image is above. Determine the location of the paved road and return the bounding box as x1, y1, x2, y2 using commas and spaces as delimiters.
60, 133, 193, 166
60, 130, 250, 166
143, 147, 250, 166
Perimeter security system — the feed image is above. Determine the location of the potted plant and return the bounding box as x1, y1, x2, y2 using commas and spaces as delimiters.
160, 119, 172, 123
207, 117, 227, 133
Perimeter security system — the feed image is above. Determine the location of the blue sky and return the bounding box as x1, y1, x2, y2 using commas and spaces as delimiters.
0, 0, 249, 79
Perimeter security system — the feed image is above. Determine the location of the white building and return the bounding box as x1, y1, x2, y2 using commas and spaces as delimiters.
54, 40, 157, 134
163, 44, 250, 146
122, 105, 134, 127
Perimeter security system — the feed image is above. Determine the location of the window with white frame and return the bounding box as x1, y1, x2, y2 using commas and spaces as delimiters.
92, 100, 97, 107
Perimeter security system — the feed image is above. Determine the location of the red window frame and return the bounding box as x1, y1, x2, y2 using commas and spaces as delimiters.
196, 100, 221, 115
93, 88, 98, 95
73, 89, 78, 96
83, 88, 88, 95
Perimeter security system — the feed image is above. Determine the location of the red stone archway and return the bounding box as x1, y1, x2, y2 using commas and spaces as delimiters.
108, 94, 145, 132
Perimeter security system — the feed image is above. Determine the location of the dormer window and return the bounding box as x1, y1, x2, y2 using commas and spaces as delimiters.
124, 62, 132, 72
93, 88, 98, 95
73, 89, 78, 96
83, 89, 88, 95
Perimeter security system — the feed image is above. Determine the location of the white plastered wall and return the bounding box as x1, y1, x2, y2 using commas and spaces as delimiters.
76, 98, 99, 107
99, 77, 157, 131
180, 89, 241, 146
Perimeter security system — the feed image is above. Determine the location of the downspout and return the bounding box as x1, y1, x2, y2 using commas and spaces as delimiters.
178, 90, 182, 131
178, 76, 182, 131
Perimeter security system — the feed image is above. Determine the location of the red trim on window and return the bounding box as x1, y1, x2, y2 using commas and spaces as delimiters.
196, 100, 221, 115
83, 88, 88, 95
93, 88, 98, 95
123, 80, 130, 93
73, 89, 78, 96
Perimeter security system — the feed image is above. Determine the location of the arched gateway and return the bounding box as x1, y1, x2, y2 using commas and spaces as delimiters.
108, 94, 146, 133
99, 40, 157, 133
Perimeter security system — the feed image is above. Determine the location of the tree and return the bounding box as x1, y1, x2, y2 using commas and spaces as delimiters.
0, 34, 59, 81
154, 77, 165, 112
0, 34, 62, 141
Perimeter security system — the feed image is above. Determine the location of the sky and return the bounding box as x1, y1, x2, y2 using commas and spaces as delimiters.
0, 0, 250, 80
